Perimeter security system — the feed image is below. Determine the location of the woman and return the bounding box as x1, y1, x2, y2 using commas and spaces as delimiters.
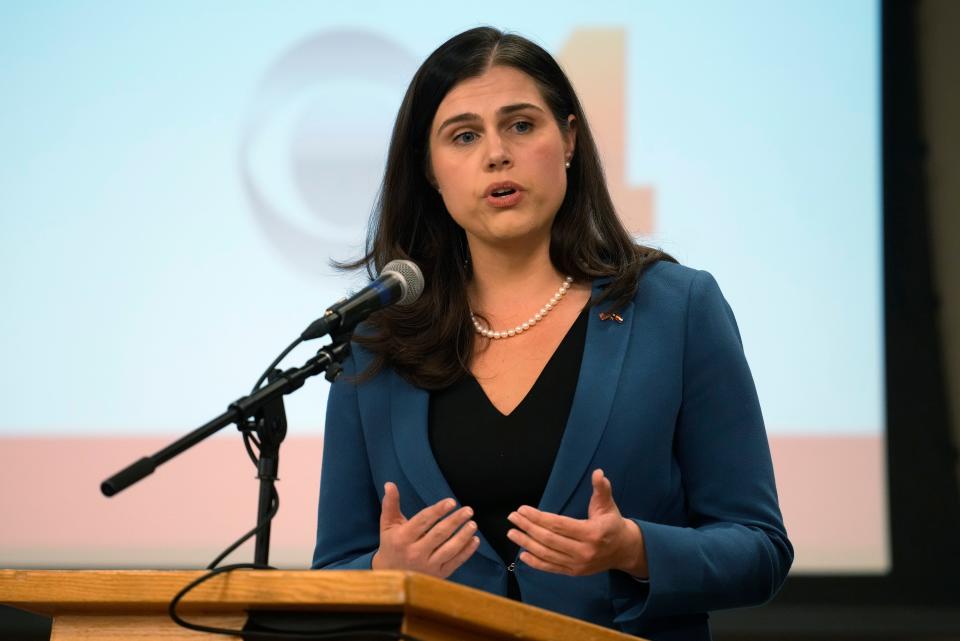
312, 26, 793, 640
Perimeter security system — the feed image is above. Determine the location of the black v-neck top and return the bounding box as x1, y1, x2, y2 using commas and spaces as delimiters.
428, 306, 589, 597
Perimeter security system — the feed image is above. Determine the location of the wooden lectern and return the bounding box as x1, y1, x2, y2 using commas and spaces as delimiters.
0, 569, 641, 640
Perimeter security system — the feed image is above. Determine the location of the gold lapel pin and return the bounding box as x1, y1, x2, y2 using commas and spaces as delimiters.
599, 311, 624, 323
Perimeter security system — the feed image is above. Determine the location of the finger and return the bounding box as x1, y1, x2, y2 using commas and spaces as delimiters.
588, 469, 616, 517
379, 482, 406, 529
416, 506, 474, 551
438, 535, 481, 579
516, 505, 590, 539
429, 517, 478, 566
506, 525, 577, 566
507, 511, 584, 557
518, 550, 576, 576
405, 497, 458, 539
592, 468, 605, 492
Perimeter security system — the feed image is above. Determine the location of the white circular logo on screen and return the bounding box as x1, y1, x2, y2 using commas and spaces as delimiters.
240, 31, 416, 276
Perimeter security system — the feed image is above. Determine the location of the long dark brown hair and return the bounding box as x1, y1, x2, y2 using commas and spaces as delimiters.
341, 26, 674, 389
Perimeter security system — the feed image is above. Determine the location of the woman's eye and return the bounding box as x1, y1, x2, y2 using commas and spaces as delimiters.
454, 131, 477, 144
512, 121, 532, 133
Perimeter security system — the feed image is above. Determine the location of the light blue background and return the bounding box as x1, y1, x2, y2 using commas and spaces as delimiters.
0, 1, 881, 436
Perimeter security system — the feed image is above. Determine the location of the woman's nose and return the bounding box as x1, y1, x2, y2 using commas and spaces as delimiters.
485, 135, 512, 169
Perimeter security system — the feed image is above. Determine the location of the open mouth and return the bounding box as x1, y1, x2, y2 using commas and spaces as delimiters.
484, 183, 523, 207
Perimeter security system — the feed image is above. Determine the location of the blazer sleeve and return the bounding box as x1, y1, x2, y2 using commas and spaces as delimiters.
311, 351, 381, 570
610, 270, 794, 623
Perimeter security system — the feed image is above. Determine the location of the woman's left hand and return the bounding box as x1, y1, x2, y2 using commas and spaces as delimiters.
506, 469, 649, 578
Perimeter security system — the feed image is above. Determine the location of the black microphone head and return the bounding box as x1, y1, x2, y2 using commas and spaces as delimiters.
382, 259, 424, 305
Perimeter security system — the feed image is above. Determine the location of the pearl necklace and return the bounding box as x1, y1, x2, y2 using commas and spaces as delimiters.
471, 276, 574, 340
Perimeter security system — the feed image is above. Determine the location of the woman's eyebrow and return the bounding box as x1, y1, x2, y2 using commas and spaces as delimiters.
436, 112, 481, 136
498, 102, 544, 117
435, 103, 545, 136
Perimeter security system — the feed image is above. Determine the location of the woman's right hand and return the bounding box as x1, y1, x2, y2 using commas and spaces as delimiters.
371, 482, 480, 578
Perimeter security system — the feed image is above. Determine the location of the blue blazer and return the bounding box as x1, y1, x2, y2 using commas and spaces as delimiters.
312, 262, 793, 641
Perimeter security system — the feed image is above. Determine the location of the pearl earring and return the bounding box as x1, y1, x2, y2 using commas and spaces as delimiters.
565, 160, 571, 169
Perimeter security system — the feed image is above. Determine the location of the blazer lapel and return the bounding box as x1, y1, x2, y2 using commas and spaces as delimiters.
390, 374, 450, 506
538, 279, 633, 516
389, 372, 503, 567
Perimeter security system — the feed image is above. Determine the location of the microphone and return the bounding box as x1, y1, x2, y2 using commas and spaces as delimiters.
301, 259, 424, 340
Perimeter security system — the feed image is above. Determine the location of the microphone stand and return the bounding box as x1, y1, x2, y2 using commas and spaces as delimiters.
101, 336, 352, 566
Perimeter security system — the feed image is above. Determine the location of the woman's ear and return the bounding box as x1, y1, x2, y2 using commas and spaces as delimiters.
564, 114, 577, 162
425, 151, 441, 192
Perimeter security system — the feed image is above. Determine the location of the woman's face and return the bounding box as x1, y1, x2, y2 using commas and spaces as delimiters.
428, 65, 575, 250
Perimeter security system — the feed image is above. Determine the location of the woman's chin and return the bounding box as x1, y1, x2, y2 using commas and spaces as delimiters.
469, 214, 554, 246
478, 225, 550, 249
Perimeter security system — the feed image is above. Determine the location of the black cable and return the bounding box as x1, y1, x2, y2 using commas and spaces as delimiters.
169, 562, 269, 635
242, 429, 261, 466
251, 337, 303, 393
170, 489, 420, 640
169, 562, 421, 640
207, 488, 279, 571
